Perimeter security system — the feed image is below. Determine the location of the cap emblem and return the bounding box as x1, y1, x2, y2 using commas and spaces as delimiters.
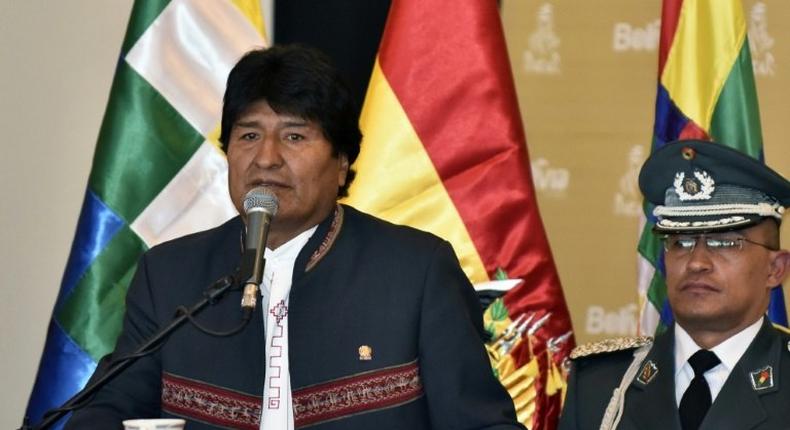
673, 170, 715, 201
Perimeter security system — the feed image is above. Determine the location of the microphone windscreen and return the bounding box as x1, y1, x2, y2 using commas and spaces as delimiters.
243, 187, 279, 216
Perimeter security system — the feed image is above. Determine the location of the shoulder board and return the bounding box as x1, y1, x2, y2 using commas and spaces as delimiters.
773, 323, 790, 336
570, 336, 653, 360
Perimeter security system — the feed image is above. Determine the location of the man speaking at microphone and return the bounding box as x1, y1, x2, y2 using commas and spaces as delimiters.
65, 45, 522, 430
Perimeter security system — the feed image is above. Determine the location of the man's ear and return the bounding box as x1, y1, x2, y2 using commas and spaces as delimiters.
338, 154, 350, 187
767, 249, 790, 287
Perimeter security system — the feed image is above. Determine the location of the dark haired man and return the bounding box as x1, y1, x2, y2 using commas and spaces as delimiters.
66, 45, 523, 429
559, 140, 790, 430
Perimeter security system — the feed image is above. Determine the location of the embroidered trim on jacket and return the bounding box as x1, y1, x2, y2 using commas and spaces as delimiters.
305, 205, 344, 272
162, 372, 261, 430
293, 359, 423, 428
161, 359, 423, 429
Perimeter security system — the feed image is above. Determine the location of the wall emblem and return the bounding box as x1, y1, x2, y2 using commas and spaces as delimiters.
612, 19, 660, 52
531, 157, 570, 195
523, 3, 561, 74
614, 145, 646, 217
748, 2, 775, 76
585, 303, 638, 336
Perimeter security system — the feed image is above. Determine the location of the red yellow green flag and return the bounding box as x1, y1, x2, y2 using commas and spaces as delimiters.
343, 1, 575, 428
638, 0, 787, 335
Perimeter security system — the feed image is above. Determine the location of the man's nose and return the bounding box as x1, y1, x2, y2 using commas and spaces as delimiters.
253, 136, 283, 168
686, 239, 714, 272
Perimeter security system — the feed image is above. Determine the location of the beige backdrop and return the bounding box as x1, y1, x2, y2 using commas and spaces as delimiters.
501, 0, 790, 344
0, 1, 787, 428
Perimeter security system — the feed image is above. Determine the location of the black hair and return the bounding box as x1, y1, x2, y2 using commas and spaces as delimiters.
764, 218, 781, 250
219, 44, 362, 197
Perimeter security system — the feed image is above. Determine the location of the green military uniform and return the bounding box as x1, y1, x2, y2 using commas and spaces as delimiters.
560, 140, 790, 430
559, 319, 790, 430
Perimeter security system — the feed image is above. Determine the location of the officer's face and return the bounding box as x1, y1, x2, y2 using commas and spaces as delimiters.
227, 101, 349, 249
665, 221, 789, 342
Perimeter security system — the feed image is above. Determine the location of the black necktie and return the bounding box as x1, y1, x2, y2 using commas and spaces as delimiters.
679, 349, 721, 430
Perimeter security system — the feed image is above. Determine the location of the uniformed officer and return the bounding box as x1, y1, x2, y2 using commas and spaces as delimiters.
559, 140, 790, 430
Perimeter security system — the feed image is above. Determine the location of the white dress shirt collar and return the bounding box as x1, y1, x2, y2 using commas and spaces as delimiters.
673, 316, 763, 404
674, 316, 763, 376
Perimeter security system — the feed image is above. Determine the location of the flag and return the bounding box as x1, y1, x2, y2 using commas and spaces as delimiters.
25, 1, 266, 426
637, 0, 787, 335
342, 1, 575, 428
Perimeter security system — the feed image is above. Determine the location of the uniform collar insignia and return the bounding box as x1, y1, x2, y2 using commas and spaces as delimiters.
749, 365, 774, 391
636, 360, 658, 385
673, 169, 715, 201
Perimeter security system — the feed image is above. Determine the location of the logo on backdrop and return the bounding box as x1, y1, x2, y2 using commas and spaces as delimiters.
586, 303, 638, 336
612, 19, 659, 52
523, 3, 561, 74
531, 157, 570, 195
749, 2, 775, 76
613, 145, 645, 217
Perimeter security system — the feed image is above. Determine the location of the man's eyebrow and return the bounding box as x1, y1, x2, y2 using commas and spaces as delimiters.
234, 119, 260, 128
281, 120, 309, 127
233, 119, 310, 128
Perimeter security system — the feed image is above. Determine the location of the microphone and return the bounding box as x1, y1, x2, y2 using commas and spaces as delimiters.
239, 187, 278, 313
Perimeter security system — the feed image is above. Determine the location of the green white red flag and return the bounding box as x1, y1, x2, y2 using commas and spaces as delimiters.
26, 1, 266, 427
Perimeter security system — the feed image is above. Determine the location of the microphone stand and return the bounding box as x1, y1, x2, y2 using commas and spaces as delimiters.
27, 275, 242, 430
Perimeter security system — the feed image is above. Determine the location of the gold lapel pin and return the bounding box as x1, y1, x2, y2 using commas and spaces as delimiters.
358, 345, 373, 361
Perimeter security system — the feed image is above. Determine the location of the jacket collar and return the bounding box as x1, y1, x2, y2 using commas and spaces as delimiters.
238, 204, 344, 276
700, 318, 781, 430
294, 204, 344, 276
620, 319, 784, 430
620, 326, 681, 430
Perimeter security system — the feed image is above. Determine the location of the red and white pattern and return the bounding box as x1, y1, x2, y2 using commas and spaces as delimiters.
162, 372, 262, 430
305, 206, 343, 272
161, 361, 424, 429
266, 299, 288, 410
293, 360, 424, 428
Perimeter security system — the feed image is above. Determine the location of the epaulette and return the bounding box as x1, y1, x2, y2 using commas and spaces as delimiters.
772, 323, 790, 335
570, 336, 653, 360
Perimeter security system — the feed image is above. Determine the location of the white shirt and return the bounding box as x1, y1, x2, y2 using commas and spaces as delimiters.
259, 226, 316, 331
673, 317, 763, 406
259, 226, 316, 430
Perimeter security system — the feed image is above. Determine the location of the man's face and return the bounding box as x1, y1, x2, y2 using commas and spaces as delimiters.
665, 221, 789, 336
227, 100, 349, 248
